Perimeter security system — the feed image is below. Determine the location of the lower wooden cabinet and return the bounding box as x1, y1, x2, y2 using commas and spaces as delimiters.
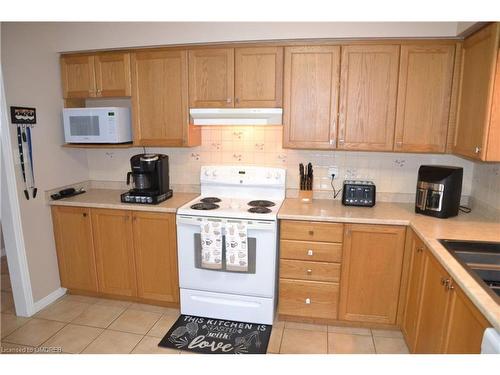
132, 211, 179, 303
338, 224, 406, 324
51, 206, 179, 305
51, 206, 98, 293
402, 230, 491, 354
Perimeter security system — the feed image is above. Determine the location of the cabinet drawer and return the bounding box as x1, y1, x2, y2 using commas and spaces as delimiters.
279, 279, 339, 319
280, 240, 342, 262
281, 220, 343, 242
280, 259, 340, 282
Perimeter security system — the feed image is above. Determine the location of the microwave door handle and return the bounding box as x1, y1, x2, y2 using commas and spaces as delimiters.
126, 172, 132, 185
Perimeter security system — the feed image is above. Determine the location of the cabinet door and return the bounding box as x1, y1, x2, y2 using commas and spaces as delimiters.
454, 23, 500, 160
443, 283, 490, 354
51, 206, 98, 292
132, 211, 179, 303
413, 251, 451, 353
283, 46, 340, 149
91, 208, 137, 297
132, 50, 199, 147
401, 233, 426, 352
188, 48, 234, 108
60, 54, 96, 98
395, 45, 456, 153
234, 47, 283, 108
95, 52, 132, 97
338, 224, 406, 324
338, 45, 399, 151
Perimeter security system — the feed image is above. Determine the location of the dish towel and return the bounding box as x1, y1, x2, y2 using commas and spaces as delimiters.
200, 219, 223, 270
225, 221, 248, 272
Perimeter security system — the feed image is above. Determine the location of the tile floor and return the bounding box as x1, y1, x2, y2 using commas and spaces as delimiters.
0, 256, 409, 354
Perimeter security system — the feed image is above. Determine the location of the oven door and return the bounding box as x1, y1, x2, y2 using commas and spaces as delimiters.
176, 215, 277, 298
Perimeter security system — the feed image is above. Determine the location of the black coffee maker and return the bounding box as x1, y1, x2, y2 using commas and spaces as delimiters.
120, 154, 173, 204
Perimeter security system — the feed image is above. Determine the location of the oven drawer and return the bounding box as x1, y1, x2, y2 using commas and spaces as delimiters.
280, 259, 340, 282
280, 240, 342, 262
281, 220, 344, 242
278, 279, 339, 319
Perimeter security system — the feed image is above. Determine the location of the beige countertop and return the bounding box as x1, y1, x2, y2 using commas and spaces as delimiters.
278, 198, 500, 330
48, 188, 198, 213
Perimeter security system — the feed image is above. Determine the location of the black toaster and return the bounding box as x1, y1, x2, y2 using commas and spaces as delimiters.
342, 180, 376, 207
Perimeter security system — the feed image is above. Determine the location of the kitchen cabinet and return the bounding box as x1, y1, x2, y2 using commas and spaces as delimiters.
338, 224, 406, 324
51, 206, 98, 293
279, 220, 343, 320
413, 250, 452, 353
234, 47, 283, 107
188, 47, 283, 108
400, 231, 426, 352
51, 206, 180, 306
337, 45, 400, 151
91, 208, 137, 297
132, 211, 179, 303
442, 282, 490, 354
188, 48, 235, 108
395, 44, 456, 153
454, 22, 500, 161
282, 46, 341, 149
61, 52, 131, 99
131, 49, 200, 147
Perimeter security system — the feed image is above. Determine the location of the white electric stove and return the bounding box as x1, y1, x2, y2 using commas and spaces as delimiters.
176, 165, 286, 324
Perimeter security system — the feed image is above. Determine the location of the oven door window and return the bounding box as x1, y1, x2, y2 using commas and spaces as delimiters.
194, 233, 256, 274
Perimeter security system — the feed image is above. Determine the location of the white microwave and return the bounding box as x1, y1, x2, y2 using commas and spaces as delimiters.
63, 107, 132, 143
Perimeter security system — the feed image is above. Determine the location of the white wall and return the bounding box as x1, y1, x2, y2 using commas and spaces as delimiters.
0, 21, 485, 305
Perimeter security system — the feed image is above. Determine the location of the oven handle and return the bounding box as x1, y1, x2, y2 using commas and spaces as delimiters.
177, 215, 276, 231
191, 295, 261, 308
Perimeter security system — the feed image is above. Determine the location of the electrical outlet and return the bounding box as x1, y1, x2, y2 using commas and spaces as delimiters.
328, 166, 339, 177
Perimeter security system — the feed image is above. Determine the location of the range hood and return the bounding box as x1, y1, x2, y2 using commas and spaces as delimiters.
189, 108, 283, 126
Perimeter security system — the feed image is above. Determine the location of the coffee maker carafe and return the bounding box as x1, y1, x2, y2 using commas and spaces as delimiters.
121, 154, 173, 204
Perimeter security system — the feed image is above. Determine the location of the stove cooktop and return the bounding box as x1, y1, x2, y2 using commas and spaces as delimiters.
178, 196, 282, 220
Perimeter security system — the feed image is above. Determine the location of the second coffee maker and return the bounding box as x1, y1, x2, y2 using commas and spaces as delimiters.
121, 153, 173, 204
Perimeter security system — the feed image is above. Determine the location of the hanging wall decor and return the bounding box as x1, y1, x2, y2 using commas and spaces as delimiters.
10, 106, 37, 199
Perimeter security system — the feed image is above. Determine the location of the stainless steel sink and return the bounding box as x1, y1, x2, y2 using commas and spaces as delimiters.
439, 239, 500, 302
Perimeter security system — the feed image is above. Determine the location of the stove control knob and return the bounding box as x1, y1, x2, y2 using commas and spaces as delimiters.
274, 172, 281, 180
266, 172, 272, 179
204, 169, 210, 177
212, 170, 218, 177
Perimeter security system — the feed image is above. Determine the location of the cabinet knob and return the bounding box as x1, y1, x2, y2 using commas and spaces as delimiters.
308, 230, 314, 235
305, 298, 311, 304
306, 269, 312, 275
474, 146, 481, 154
446, 280, 455, 290
82, 212, 87, 217
416, 246, 424, 253
96, 89, 102, 96
307, 249, 314, 256
440, 277, 447, 286
226, 98, 232, 104
338, 139, 345, 145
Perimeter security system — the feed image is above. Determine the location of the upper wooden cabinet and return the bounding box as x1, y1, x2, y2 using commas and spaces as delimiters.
454, 23, 500, 161
188, 48, 234, 108
188, 47, 283, 108
61, 52, 131, 99
132, 211, 179, 303
61, 54, 96, 99
51, 206, 98, 293
91, 208, 137, 297
283, 46, 340, 149
338, 45, 400, 151
395, 45, 456, 153
234, 47, 283, 107
338, 224, 406, 325
131, 49, 200, 147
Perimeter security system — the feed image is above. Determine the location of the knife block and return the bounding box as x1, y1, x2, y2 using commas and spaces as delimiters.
299, 189, 313, 203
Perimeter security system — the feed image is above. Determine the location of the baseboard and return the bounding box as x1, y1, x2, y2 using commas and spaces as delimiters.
32, 287, 67, 313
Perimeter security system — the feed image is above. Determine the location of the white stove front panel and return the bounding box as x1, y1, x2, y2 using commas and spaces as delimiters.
176, 216, 278, 298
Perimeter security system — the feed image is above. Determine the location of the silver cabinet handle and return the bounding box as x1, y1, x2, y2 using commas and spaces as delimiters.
307, 249, 314, 256
226, 98, 232, 104
306, 269, 312, 275
474, 146, 481, 154
305, 298, 311, 304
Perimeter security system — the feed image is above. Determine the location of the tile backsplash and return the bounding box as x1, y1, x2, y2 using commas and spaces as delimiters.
471, 162, 500, 214
86, 126, 475, 203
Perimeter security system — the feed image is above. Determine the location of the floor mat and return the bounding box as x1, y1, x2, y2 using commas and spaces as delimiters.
158, 314, 272, 354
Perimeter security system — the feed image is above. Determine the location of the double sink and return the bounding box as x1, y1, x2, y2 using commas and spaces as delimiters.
439, 239, 500, 302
